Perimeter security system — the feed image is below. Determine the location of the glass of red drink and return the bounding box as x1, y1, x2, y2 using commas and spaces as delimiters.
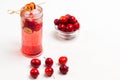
20, 2, 43, 57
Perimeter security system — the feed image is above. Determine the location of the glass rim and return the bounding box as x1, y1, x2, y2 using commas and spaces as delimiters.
20, 5, 43, 19
54, 25, 79, 34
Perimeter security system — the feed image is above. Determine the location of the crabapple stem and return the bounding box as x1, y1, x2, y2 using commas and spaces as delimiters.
53, 75, 55, 79
43, 57, 46, 59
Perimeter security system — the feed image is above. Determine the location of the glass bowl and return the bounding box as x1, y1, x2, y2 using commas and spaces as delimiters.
54, 25, 79, 40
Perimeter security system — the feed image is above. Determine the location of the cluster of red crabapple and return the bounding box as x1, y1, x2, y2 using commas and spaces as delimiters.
54, 14, 80, 32
30, 56, 69, 79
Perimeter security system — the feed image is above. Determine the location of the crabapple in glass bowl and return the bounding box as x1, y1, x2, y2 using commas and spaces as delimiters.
54, 14, 80, 40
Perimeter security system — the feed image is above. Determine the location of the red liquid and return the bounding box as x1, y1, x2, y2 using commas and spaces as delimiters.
22, 25, 42, 57
20, 5, 43, 57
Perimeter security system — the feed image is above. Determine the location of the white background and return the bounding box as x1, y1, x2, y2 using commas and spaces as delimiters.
0, 0, 120, 80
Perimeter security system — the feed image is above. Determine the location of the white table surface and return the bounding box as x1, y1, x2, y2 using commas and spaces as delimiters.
0, 0, 120, 80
